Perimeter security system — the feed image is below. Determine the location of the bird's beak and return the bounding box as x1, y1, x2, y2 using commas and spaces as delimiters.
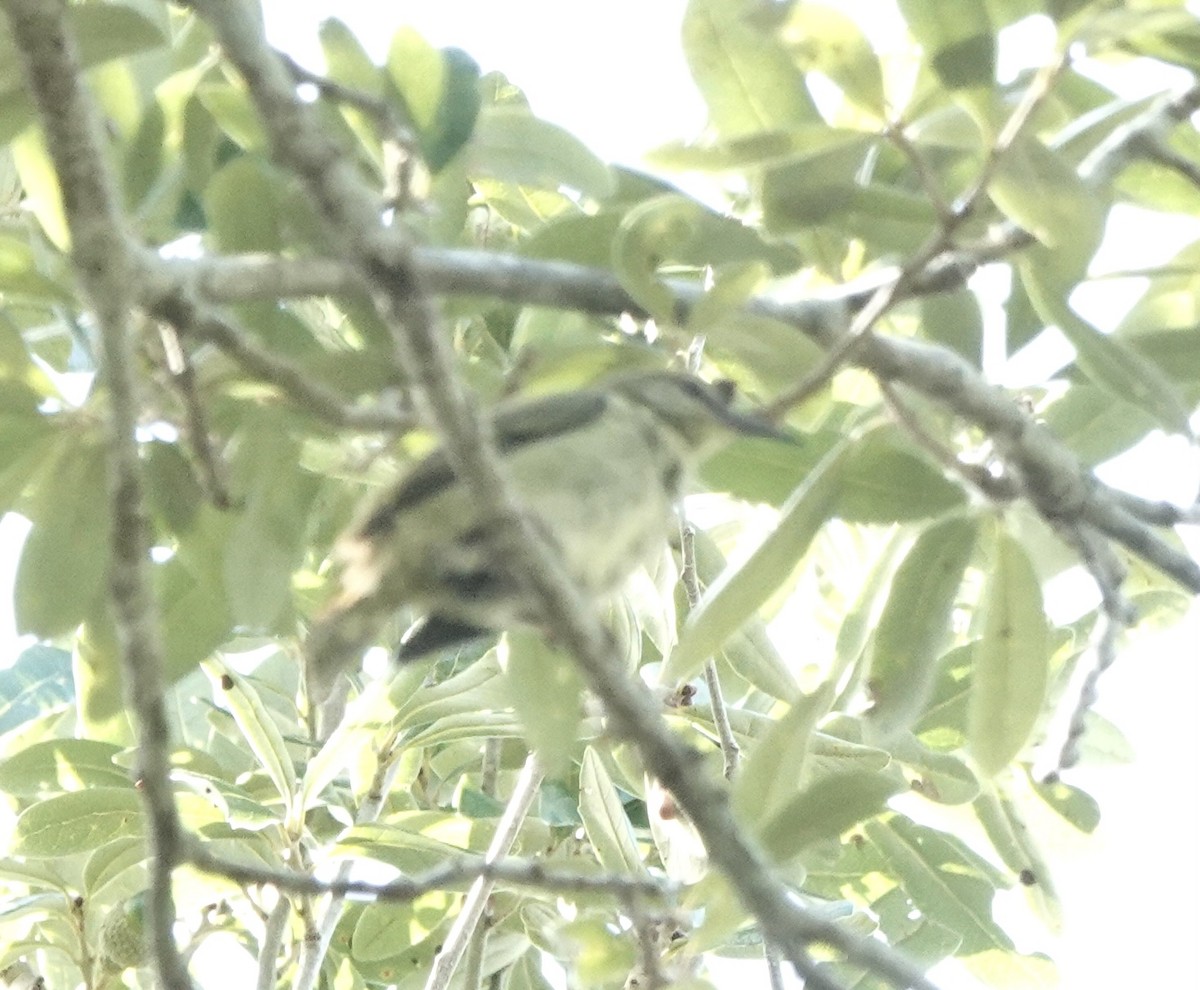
717, 405, 799, 445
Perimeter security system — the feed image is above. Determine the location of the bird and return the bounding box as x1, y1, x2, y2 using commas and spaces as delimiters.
305, 369, 791, 700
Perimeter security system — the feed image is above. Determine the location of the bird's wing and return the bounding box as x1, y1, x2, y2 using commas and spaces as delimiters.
394, 615, 489, 662
357, 390, 609, 539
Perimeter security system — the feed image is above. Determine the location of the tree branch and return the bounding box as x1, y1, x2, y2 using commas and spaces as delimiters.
186, 842, 670, 902
160, 243, 1200, 591
423, 755, 543, 990
186, 3, 940, 987
143, 270, 415, 433
0, 2, 189, 988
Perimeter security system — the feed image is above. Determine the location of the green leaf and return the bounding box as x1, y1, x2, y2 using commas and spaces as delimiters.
425, 48, 481, 172
891, 734, 980, 805
700, 429, 841, 507
867, 515, 978, 738
202, 659, 298, 817
684, 529, 799, 701
15, 788, 143, 857
142, 440, 204, 535
682, 0, 818, 138
733, 683, 834, 822
578, 747, 645, 876
468, 108, 614, 201
1114, 237, 1200, 337
196, 83, 267, 151
759, 770, 903, 862
962, 950, 1059, 989
204, 156, 286, 253
352, 892, 455, 961
761, 136, 876, 231
122, 99, 166, 211
992, 136, 1106, 256
666, 444, 846, 682
74, 608, 129, 733
223, 422, 316, 629
10, 127, 69, 250
0, 739, 129, 796
1028, 774, 1100, 834
719, 623, 799, 702
386, 30, 480, 172
0, 233, 71, 302
0, 5, 163, 94
71, 4, 166, 70
318, 19, 382, 95
156, 526, 234, 688
897, 0, 995, 90
83, 837, 147, 901
838, 427, 966, 523
1039, 384, 1159, 468
504, 632, 585, 776
391, 655, 512, 733
336, 821, 471, 874
404, 711, 525, 750
864, 815, 1011, 955
612, 195, 703, 320
175, 769, 279, 831
921, 288, 983, 366
967, 529, 1050, 776
778, 4, 885, 116
973, 784, 1061, 930
0, 644, 73, 735
14, 436, 112, 638
386, 28, 446, 131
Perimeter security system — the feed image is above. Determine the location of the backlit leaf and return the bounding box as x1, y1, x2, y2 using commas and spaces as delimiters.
967, 529, 1049, 776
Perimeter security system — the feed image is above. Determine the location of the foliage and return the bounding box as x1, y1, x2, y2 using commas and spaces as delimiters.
0, 1, 1197, 989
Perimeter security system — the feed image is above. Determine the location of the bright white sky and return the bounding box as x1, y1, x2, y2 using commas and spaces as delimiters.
1, 3, 1197, 988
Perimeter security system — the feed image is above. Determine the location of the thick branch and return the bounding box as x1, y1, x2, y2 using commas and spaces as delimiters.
168, 246, 1200, 593
0, 1, 189, 987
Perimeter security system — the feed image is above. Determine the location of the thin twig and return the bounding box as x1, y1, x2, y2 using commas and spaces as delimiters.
157, 321, 234, 508
256, 895, 290, 990
188, 841, 672, 901
147, 284, 413, 432
880, 381, 1017, 502
765, 942, 787, 990
679, 523, 740, 778
424, 755, 544, 990
1036, 608, 1121, 781
770, 53, 1070, 425
280, 52, 392, 120
1034, 522, 1135, 779
1079, 81, 1200, 184
624, 899, 671, 990
293, 731, 406, 990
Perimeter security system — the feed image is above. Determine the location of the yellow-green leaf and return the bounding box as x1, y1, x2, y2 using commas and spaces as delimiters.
867, 515, 979, 738
666, 444, 846, 682
967, 530, 1049, 776
578, 747, 644, 876
758, 770, 903, 862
